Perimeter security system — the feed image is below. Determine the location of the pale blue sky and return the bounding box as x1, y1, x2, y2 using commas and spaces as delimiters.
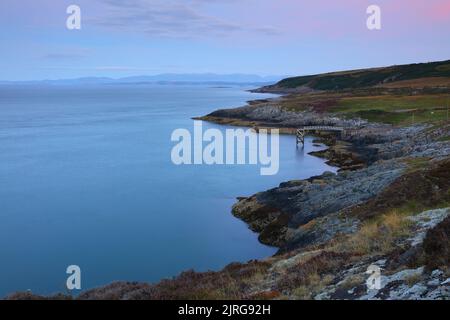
1, 0, 449, 81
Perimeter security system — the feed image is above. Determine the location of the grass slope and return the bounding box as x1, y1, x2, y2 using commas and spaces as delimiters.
270, 59, 450, 126
274, 60, 450, 90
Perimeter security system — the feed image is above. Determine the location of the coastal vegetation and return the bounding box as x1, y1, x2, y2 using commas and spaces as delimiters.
276, 91, 450, 126
247, 60, 450, 127
269, 60, 450, 91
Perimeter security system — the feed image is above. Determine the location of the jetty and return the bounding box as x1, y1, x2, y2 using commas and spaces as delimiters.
296, 126, 346, 146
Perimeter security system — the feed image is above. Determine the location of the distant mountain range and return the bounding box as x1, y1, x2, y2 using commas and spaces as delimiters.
0, 74, 287, 85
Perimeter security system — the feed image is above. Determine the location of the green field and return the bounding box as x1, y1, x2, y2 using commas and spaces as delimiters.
279, 91, 450, 126
335, 94, 450, 125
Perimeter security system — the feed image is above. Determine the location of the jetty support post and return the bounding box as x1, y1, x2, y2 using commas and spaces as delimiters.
296, 129, 305, 147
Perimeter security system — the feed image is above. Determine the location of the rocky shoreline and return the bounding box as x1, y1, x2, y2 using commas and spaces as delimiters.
6, 95, 450, 300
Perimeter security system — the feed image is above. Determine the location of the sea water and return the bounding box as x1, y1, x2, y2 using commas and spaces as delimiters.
0, 84, 336, 296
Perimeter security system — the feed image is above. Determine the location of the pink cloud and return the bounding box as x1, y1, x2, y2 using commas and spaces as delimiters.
428, 1, 450, 19
272, 0, 450, 39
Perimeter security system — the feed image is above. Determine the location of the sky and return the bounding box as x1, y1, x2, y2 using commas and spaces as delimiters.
0, 0, 449, 81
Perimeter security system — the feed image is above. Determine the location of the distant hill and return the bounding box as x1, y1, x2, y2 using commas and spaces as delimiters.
118, 73, 284, 84
0, 74, 286, 85
257, 60, 450, 93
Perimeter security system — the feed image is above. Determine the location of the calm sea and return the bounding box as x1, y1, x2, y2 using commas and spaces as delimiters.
0, 84, 336, 296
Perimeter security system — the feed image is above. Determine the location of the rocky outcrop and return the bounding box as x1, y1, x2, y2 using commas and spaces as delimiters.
231, 196, 287, 246
314, 209, 450, 300
233, 161, 406, 250
197, 103, 367, 129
